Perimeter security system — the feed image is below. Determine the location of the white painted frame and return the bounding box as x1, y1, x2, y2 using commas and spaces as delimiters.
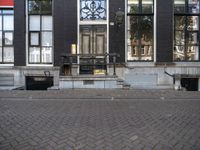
77, 0, 109, 74
125, 0, 156, 65
25, 0, 54, 67
0, 6, 14, 67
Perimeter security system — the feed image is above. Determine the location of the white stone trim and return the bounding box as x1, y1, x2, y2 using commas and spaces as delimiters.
26, 64, 53, 67
154, 0, 157, 62
198, 78, 200, 91
26, 0, 29, 66
174, 62, 200, 67
0, 6, 14, 8
77, 0, 109, 74
0, 64, 14, 67
125, 0, 128, 63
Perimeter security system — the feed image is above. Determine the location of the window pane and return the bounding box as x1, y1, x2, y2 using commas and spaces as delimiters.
41, 0, 52, 14
3, 15, 14, 31
2, 10, 14, 14
187, 16, 199, 31
175, 16, 185, 30
42, 32, 52, 46
30, 32, 39, 46
188, 32, 198, 44
187, 46, 199, 60
28, 0, 40, 14
4, 32, 13, 45
42, 16, 52, 30
29, 15, 40, 31
3, 47, 14, 62
0, 31, 2, 46
0, 16, 2, 30
188, 0, 200, 13
29, 47, 40, 63
174, 46, 185, 61
140, 16, 153, 44
80, 0, 107, 20
175, 31, 185, 45
129, 16, 139, 41
174, 0, 185, 13
128, 0, 139, 13
142, 0, 153, 13
128, 16, 139, 60
140, 16, 153, 60
128, 15, 153, 61
42, 47, 52, 63
0, 47, 2, 62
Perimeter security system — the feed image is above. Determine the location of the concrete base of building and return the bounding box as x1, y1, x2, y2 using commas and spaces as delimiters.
0, 66, 60, 90
0, 65, 200, 91
59, 75, 119, 89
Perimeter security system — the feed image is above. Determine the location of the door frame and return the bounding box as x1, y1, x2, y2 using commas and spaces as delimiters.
77, 0, 109, 74
80, 25, 107, 55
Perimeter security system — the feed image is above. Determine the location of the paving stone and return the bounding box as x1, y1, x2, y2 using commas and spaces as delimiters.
0, 90, 200, 149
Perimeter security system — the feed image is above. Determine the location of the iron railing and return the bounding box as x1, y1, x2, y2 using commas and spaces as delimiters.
60, 53, 120, 76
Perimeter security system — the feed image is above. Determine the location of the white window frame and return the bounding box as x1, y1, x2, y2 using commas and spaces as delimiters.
125, 0, 156, 65
26, 0, 54, 67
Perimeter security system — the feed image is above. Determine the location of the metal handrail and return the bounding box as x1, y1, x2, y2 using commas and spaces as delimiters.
60, 53, 120, 76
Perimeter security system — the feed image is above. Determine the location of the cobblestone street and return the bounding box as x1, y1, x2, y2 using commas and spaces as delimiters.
0, 90, 200, 150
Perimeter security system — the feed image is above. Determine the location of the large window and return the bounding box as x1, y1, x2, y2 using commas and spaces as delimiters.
127, 0, 154, 61
174, 0, 200, 61
28, 0, 53, 64
0, 9, 14, 64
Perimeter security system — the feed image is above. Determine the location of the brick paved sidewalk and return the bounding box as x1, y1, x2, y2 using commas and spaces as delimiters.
0, 89, 200, 100
0, 90, 200, 150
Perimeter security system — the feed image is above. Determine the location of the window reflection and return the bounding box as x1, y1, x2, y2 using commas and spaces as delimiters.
142, 0, 153, 13
174, 0, 200, 61
0, 10, 14, 64
128, 15, 153, 61
29, 0, 52, 14
3, 47, 14, 62
128, 0, 139, 13
127, 0, 154, 61
187, 16, 199, 31
188, 0, 199, 13
28, 0, 53, 64
174, 0, 185, 13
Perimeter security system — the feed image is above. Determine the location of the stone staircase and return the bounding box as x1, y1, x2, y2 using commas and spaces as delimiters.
59, 75, 131, 89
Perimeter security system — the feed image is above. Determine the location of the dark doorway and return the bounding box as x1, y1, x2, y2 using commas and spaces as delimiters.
181, 78, 199, 91
26, 76, 53, 90
79, 25, 107, 75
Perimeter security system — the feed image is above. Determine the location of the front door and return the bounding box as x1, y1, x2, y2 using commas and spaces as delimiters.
79, 25, 107, 74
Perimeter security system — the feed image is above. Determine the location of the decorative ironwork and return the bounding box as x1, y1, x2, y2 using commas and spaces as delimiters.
80, 0, 106, 20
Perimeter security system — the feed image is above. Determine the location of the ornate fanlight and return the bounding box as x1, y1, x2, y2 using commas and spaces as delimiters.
80, 0, 106, 20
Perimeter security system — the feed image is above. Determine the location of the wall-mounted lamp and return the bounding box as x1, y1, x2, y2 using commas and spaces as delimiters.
71, 44, 77, 54
115, 8, 124, 27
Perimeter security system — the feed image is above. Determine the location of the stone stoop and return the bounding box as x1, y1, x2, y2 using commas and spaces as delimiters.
59, 75, 120, 89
